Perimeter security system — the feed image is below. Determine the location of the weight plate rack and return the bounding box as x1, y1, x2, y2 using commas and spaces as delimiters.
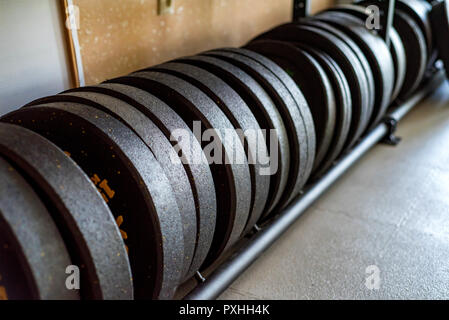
0, 0, 447, 300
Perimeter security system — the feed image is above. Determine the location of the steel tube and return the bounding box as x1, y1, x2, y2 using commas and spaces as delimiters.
381, 0, 396, 47
184, 71, 445, 300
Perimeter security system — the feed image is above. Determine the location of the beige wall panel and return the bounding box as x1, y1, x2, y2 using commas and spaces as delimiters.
73, 0, 334, 85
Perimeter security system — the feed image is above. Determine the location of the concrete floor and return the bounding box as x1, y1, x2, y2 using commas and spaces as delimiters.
219, 80, 449, 300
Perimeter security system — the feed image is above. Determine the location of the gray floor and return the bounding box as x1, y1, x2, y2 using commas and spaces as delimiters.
219, 80, 449, 300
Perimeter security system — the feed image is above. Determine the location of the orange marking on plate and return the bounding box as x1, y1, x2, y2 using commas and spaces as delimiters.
116, 215, 124, 227
99, 179, 115, 199
120, 229, 128, 240
91, 174, 101, 185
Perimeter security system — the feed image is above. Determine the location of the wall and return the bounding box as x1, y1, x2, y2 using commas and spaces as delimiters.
0, 0, 72, 115
73, 0, 334, 85
0, 0, 334, 114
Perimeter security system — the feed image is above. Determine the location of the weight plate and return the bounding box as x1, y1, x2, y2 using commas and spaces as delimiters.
393, 10, 428, 99
0, 155, 78, 300
107, 72, 251, 267
64, 82, 217, 279
241, 41, 334, 175
202, 50, 310, 210
388, 26, 408, 102
216, 47, 316, 195
298, 19, 376, 133
31, 91, 197, 281
173, 55, 290, 220
297, 44, 352, 179
0, 122, 133, 300
358, 0, 433, 56
325, 4, 407, 102
252, 23, 370, 150
315, 11, 394, 128
3, 103, 183, 299
149, 62, 270, 236
397, 0, 433, 56
348, 2, 427, 99
430, 0, 449, 80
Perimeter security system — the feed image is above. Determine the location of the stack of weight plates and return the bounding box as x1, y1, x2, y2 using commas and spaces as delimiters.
0, 0, 441, 299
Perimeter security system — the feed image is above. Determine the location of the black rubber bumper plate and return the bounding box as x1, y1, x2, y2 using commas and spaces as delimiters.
0, 155, 79, 300
65, 83, 218, 278
0, 122, 133, 300
107, 72, 251, 268
220, 47, 316, 196
352, 2, 427, 99
252, 23, 371, 150
173, 55, 291, 220
203, 49, 311, 211
357, 0, 433, 56
150, 61, 270, 236
243, 40, 334, 176
297, 19, 376, 134
30, 91, 198, 282
325, 4, 407, 102
396, 0, 433, 57
297, 44, 352, 178
393, 9, 428, 99
430, 0, 449, 79
3, 104, 183, 300
315, 11, 394, 128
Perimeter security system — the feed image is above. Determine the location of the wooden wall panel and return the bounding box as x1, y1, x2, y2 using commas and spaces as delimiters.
72, 0, 334, 85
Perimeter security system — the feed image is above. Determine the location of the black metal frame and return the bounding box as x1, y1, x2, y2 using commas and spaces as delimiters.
380, 0, 396, 46
182, 0, 446, 300
293, 0, 310, 20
